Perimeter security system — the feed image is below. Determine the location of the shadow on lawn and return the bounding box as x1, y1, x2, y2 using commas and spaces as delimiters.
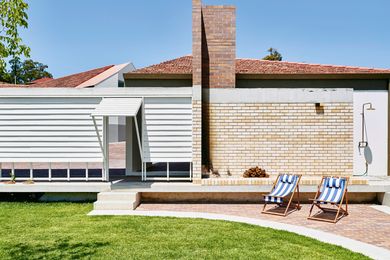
7, 239, 109, 259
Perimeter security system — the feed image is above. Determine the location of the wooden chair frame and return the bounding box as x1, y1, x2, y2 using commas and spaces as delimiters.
262, 174, 302, 217
308, 176, 349, 223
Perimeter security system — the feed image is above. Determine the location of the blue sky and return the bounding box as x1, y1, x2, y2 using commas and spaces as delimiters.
22, 0, 390, 78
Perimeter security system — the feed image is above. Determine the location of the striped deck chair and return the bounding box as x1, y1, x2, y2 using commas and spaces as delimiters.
262, 174, 302, 216
308, 176, 349, 223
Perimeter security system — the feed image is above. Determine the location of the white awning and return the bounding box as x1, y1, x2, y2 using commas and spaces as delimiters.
91, 98, 142, 117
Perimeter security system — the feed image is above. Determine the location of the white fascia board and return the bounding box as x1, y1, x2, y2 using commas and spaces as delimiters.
0, 87, 193, 98
203, 88, 353, 103
76, 63, 133, 88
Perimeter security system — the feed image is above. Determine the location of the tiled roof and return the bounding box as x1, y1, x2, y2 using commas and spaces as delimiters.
0, 82, 28, 88
130, 55, 390, 75
132, 56, 192, 74
32, 65, 114, 88
29, 77, 53, 84
236, 58, 390, 74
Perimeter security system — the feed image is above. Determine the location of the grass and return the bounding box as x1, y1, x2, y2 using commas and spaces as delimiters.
0, 202, 369, 260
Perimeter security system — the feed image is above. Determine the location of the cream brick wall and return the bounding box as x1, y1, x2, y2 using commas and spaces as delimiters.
192, 100, 202, 179
204, 103, 353, 177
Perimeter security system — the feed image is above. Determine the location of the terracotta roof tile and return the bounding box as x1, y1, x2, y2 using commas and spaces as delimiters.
32, 65, 114, 88
29, 77, 53, 84
130, 55, 390, 75
236, 58, 390, 74
0, 83, 28, 88
132, 56, 192, 74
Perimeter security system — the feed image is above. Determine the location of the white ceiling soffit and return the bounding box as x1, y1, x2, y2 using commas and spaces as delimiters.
91, 97, 142, 117
76, 63, 132, 88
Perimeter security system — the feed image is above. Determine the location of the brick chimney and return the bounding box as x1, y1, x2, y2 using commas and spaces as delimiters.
192, 0, 202, 87
192, 1, 236, 88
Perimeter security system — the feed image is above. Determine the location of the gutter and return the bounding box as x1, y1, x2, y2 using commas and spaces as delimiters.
124, 73, 390, 80
237, 73, 390, 80
124, 73, 192, 80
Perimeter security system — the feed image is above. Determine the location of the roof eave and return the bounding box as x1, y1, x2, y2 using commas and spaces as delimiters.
236, 73, 390, 80
76, 63, 131, 88
124, 73, 192, 80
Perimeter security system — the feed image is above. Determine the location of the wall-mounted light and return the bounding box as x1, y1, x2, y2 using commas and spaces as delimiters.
315, 103, 324, 114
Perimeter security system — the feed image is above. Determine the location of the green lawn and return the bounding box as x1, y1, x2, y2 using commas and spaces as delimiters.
0, 202, 368, 260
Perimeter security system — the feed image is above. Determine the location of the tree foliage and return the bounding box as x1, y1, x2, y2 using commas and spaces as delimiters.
0, 0, 30, 78
0, 1, 51, 84
1, 58, 52, 84
262, 48, 282, 61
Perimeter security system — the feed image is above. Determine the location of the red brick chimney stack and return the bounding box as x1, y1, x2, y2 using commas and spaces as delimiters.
192, 0, 236, 88
192, 0, 202, 87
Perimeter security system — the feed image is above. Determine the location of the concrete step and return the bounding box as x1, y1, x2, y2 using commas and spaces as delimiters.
97, 191, 138, 201
380, 192, 390, 207
94, 191, 140, 210
93, 200, 139, 210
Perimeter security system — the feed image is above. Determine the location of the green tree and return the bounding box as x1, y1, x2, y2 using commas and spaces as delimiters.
262, 48, 282, 61
0, 0, 30, 82
7, 58, 52, 84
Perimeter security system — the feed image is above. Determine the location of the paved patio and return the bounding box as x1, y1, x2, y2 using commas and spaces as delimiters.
137, 203, 390, 251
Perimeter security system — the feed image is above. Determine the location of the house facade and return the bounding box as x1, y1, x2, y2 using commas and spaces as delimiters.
28, 63, 136, 143
0, 0, 389, 184
123, 0, 390, 181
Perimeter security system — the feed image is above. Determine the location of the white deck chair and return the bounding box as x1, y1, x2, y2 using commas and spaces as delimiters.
262, 174, 302, 216
308, 176, 349, 223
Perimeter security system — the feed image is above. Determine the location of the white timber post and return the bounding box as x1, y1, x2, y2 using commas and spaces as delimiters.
103, 116, 110, 181
141, 100, 145, 181
30, 163, 33, 180
125, 116, 133, 176
167, 162, 170, 182
48, 162, 52, 182
67, 162, 70, 181
11, 162, 15, 180
86, 162, 89, 181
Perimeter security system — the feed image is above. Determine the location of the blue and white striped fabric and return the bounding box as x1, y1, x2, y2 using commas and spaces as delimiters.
317, 177, 346, 204
264, 174, 298, 204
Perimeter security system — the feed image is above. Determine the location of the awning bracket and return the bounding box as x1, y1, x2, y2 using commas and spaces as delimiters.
92, 116, 106, 161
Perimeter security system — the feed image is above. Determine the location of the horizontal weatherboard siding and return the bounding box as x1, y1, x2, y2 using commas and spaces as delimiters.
0, 97, 103, 163
143, 97, 192, 163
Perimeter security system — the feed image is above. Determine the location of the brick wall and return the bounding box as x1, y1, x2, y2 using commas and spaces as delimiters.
192, 100, 202, 179
202, 6, 236, 88
192, 0, 202, 180
204, 102, 353, 177
192, 0, 202, 86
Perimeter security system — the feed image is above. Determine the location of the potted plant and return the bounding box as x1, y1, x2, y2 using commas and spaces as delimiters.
243, 166, 269, 178
5, 171, 16, 184
23, 179, 34, 184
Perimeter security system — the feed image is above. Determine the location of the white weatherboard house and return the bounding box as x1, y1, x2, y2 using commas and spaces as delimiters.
0, 0, 390, 208
22, 62, 136, 143
0, 87, 192, 182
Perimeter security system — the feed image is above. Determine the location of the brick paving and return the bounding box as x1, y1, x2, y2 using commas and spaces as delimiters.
137, 203, 390, 250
